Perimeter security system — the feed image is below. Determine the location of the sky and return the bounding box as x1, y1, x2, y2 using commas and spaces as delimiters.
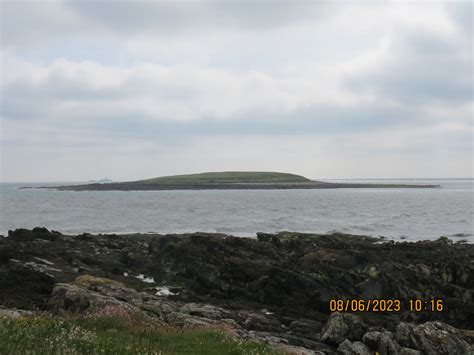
0, 0, 472, 182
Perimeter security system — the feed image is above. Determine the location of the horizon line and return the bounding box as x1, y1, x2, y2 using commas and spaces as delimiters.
2, 177, 473, 184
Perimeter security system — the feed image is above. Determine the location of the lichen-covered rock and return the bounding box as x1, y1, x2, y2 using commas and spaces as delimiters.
396, 321, 471, 355
396, 322, 416, 348
362, 330, 400, 354
337, 339, 371, 354
376, 332, 400, 355
0, 306, 34, 319
180, 303, 225, 320
320, 313, 368, 345
361, 331, 382, 349
48, 281, 147, 324
47, 275, 326, 351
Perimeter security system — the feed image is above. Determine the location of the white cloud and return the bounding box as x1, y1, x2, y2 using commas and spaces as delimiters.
1, 0, 472, 180
2, 55, 369, 123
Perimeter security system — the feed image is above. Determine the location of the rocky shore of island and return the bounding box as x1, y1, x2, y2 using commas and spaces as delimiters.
1, 228, 472, 354
38, 181, 440, 191
22, 171, 441, 191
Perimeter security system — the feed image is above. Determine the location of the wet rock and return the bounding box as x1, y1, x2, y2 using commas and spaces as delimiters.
0, 244, 14, 264
8, 227, 59, 242
0, 259, 56, 309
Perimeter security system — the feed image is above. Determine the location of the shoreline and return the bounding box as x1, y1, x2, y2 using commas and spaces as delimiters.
26, 181, 441, 191
0, 227, 472, 353
2, 229, 472, 244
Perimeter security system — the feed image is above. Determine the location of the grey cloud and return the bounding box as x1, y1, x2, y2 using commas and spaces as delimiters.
0, 68, 433, 138
209, 1, 333, 30
446, 1, 473, 39
347, 29, 472, 104
82, 104, 411, 138
1, 0, 334, 49
1, 53, 464, 138
0, 1, 82, 47
2, 1, 472, 181
1, 76, 123, 120
65, 1, 195, 34
66, 0, 333, 33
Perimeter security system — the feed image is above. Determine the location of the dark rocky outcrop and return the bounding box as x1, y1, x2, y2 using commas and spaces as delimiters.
25, 172, 439, 191
0, 228, 472, 353
40, 181, 439, 191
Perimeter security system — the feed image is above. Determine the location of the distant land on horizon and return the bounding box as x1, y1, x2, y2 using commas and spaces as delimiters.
87, 178, 114, 184
33, 171, 441, 191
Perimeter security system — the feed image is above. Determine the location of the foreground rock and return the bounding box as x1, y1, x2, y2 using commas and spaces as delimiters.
1, 228, 473, 353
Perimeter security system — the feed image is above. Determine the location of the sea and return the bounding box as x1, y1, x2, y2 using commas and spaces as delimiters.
0, 179, 473, 243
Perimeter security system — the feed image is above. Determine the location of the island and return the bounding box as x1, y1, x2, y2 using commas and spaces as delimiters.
45, 171, 439, 191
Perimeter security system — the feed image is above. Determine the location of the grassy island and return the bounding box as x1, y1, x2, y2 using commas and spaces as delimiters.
129, 171, 311, 184
40, 171, 440, 191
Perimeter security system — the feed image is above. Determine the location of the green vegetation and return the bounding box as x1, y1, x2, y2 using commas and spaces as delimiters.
129, 171, 311, 184
0, 315, 281, 355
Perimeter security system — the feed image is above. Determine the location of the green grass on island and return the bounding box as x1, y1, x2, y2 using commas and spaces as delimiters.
129, 171, 311, 185
0, 315, 281, 355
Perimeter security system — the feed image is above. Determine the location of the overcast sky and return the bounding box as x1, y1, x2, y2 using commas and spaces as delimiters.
1, 0, 472, 182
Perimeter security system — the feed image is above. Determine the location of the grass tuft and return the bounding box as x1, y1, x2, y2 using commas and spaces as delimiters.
0, 315, 282, 354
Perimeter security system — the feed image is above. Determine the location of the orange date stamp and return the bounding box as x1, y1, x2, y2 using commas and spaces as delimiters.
329, 299, 444, 313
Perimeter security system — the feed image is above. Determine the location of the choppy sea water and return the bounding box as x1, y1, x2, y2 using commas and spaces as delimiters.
0, 179, 472, 242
